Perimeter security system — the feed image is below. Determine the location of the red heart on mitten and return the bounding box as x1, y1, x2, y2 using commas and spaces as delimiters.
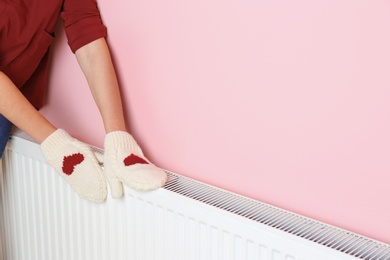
123, 154, 148, 166
62, 153, 85, 175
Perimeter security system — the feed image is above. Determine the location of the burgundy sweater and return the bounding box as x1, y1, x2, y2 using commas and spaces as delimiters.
0, 0, 107, 109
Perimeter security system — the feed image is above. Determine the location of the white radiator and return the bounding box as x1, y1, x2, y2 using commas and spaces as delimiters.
1, 130, 389, 260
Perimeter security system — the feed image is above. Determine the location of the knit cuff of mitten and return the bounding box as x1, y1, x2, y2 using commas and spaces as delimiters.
41, 129, 73, 158
105, 131, 144, 156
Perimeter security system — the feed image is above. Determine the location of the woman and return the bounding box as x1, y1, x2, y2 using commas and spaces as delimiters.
0, 0, 166, 202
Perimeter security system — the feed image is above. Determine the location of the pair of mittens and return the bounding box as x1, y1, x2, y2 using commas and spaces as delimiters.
41, 129, 166, 202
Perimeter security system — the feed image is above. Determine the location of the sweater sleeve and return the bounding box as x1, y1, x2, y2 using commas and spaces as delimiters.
61, 0, 107, 53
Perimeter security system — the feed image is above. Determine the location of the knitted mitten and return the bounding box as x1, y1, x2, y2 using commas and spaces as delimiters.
104, 131, 167, 198
41, 129, 107, 202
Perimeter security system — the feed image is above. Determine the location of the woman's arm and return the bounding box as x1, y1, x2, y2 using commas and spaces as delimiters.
75, 37, 127, 133
0, 71, 56, 143
75, 37, 167, 195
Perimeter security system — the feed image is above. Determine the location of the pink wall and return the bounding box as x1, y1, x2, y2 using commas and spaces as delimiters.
41, 0, 390, 243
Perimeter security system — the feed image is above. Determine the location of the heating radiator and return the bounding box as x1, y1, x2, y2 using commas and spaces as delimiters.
1, 130, 389, 260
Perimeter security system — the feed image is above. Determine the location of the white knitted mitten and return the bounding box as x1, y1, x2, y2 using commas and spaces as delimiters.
41, 129, 107, 202
104, 131, 167, 198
